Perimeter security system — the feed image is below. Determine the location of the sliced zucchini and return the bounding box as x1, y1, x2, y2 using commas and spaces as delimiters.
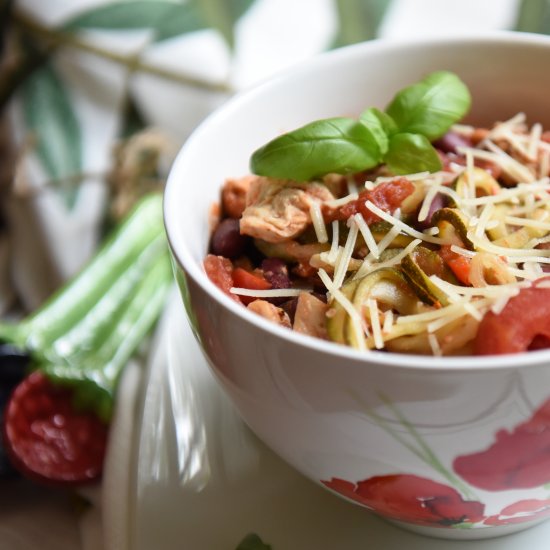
492, 208, 550, 248
346, 268, 418, 350
451, 168, 501, 202
326, 279, 358, 345
431, 208, 474, 250
401, 246, 454, 306
369, 221, 415, 248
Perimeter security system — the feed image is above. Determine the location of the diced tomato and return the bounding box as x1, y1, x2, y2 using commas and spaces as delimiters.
474, 278, 550, 355
439, 245, 471, 285
324, 178, 415, 223
204, 254, 240, 302
2, 371, 108, 485
232, 267, 271, 305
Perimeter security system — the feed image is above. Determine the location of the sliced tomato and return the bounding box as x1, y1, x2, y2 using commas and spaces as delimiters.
475, 278, 550, 355
203, 254, 240, 302
325, 177, 415, 223
232, 267, 271, 305
2, 371, 108, 485
439, 245, 471, 285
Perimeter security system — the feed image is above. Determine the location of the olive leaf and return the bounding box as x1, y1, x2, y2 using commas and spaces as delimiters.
63, 0, 207, 44
64, 0, 256, 46
63, 1, 178, 31
332, 0, 393, 47
250, 117, 383, 181
152, 3, 206, 42
385, 71, 471, 141
22, 62, 82, 208
514, 0, 550, 33
192, 0, 256, 49
384, 133, 442, 175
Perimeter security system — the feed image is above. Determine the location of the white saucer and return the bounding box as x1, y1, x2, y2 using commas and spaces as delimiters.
124, 294, 550, 550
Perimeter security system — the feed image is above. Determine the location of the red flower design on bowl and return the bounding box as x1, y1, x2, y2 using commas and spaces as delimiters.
323, 474, 485, 526
453, 398, 550, 491
484, 499, 550, 526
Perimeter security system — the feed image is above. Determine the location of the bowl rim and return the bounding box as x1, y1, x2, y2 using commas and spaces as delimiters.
164, 30, 550, 372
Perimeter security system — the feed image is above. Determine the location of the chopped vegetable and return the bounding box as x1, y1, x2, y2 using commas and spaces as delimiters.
0, 194, 172, 421
0, 194, 172, 483
475, 279, 550, 355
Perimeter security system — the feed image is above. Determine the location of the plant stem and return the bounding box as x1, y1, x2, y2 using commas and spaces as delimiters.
13, 10, 234, 94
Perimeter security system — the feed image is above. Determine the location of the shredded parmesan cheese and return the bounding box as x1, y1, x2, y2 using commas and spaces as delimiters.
353, 213, 380, 259
310, 202, 328, 243
364, 201, 448, 245
230, 288, 311, 298
366, 299, 384, 349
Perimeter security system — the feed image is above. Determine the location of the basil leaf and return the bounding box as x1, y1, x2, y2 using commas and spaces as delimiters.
385, 71, 471, 141
384, 133, 442, 175
250, 117, 382, 181
361, 107, 398, 136
236, 533, 272, 550
359, 107, 399, 154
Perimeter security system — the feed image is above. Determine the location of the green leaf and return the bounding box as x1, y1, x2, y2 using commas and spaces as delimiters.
192, 0, 256, 49
332, 0, 393, 47
64, 1, 181, 31
21, 62, 82, 208
384, 133, 442, 174
64, 0, 208, 42
250, 117, 383, 181
235, 533, 272, 550
153, 3, 206, 42
385, 71, 471, 141
514, 0, 550, 34
359, 107, 397, 154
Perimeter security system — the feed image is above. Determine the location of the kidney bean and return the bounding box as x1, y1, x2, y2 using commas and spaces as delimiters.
415, 192, 448, 230
210, 219, 248, 259
261, 258, 291, 289
433, 131, 472, 154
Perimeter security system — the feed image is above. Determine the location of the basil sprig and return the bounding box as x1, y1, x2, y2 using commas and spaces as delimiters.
250, 71, 471, 179
250, 117, 383, 182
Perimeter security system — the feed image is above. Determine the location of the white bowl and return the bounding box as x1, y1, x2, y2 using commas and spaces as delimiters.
164, 33, 550, 539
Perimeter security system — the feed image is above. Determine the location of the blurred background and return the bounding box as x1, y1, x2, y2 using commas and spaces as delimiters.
1, 0, 550, 548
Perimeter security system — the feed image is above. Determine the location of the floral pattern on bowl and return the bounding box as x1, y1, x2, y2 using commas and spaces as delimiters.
323, 395, 550, 529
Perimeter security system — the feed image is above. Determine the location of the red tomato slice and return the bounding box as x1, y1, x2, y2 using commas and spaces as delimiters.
475, 278, 550, 355
2, 371, 108, 485
439, 245, 471, 285
232, 267, 271, 305
325, 178, 415, 223
204, 254, 240, 302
